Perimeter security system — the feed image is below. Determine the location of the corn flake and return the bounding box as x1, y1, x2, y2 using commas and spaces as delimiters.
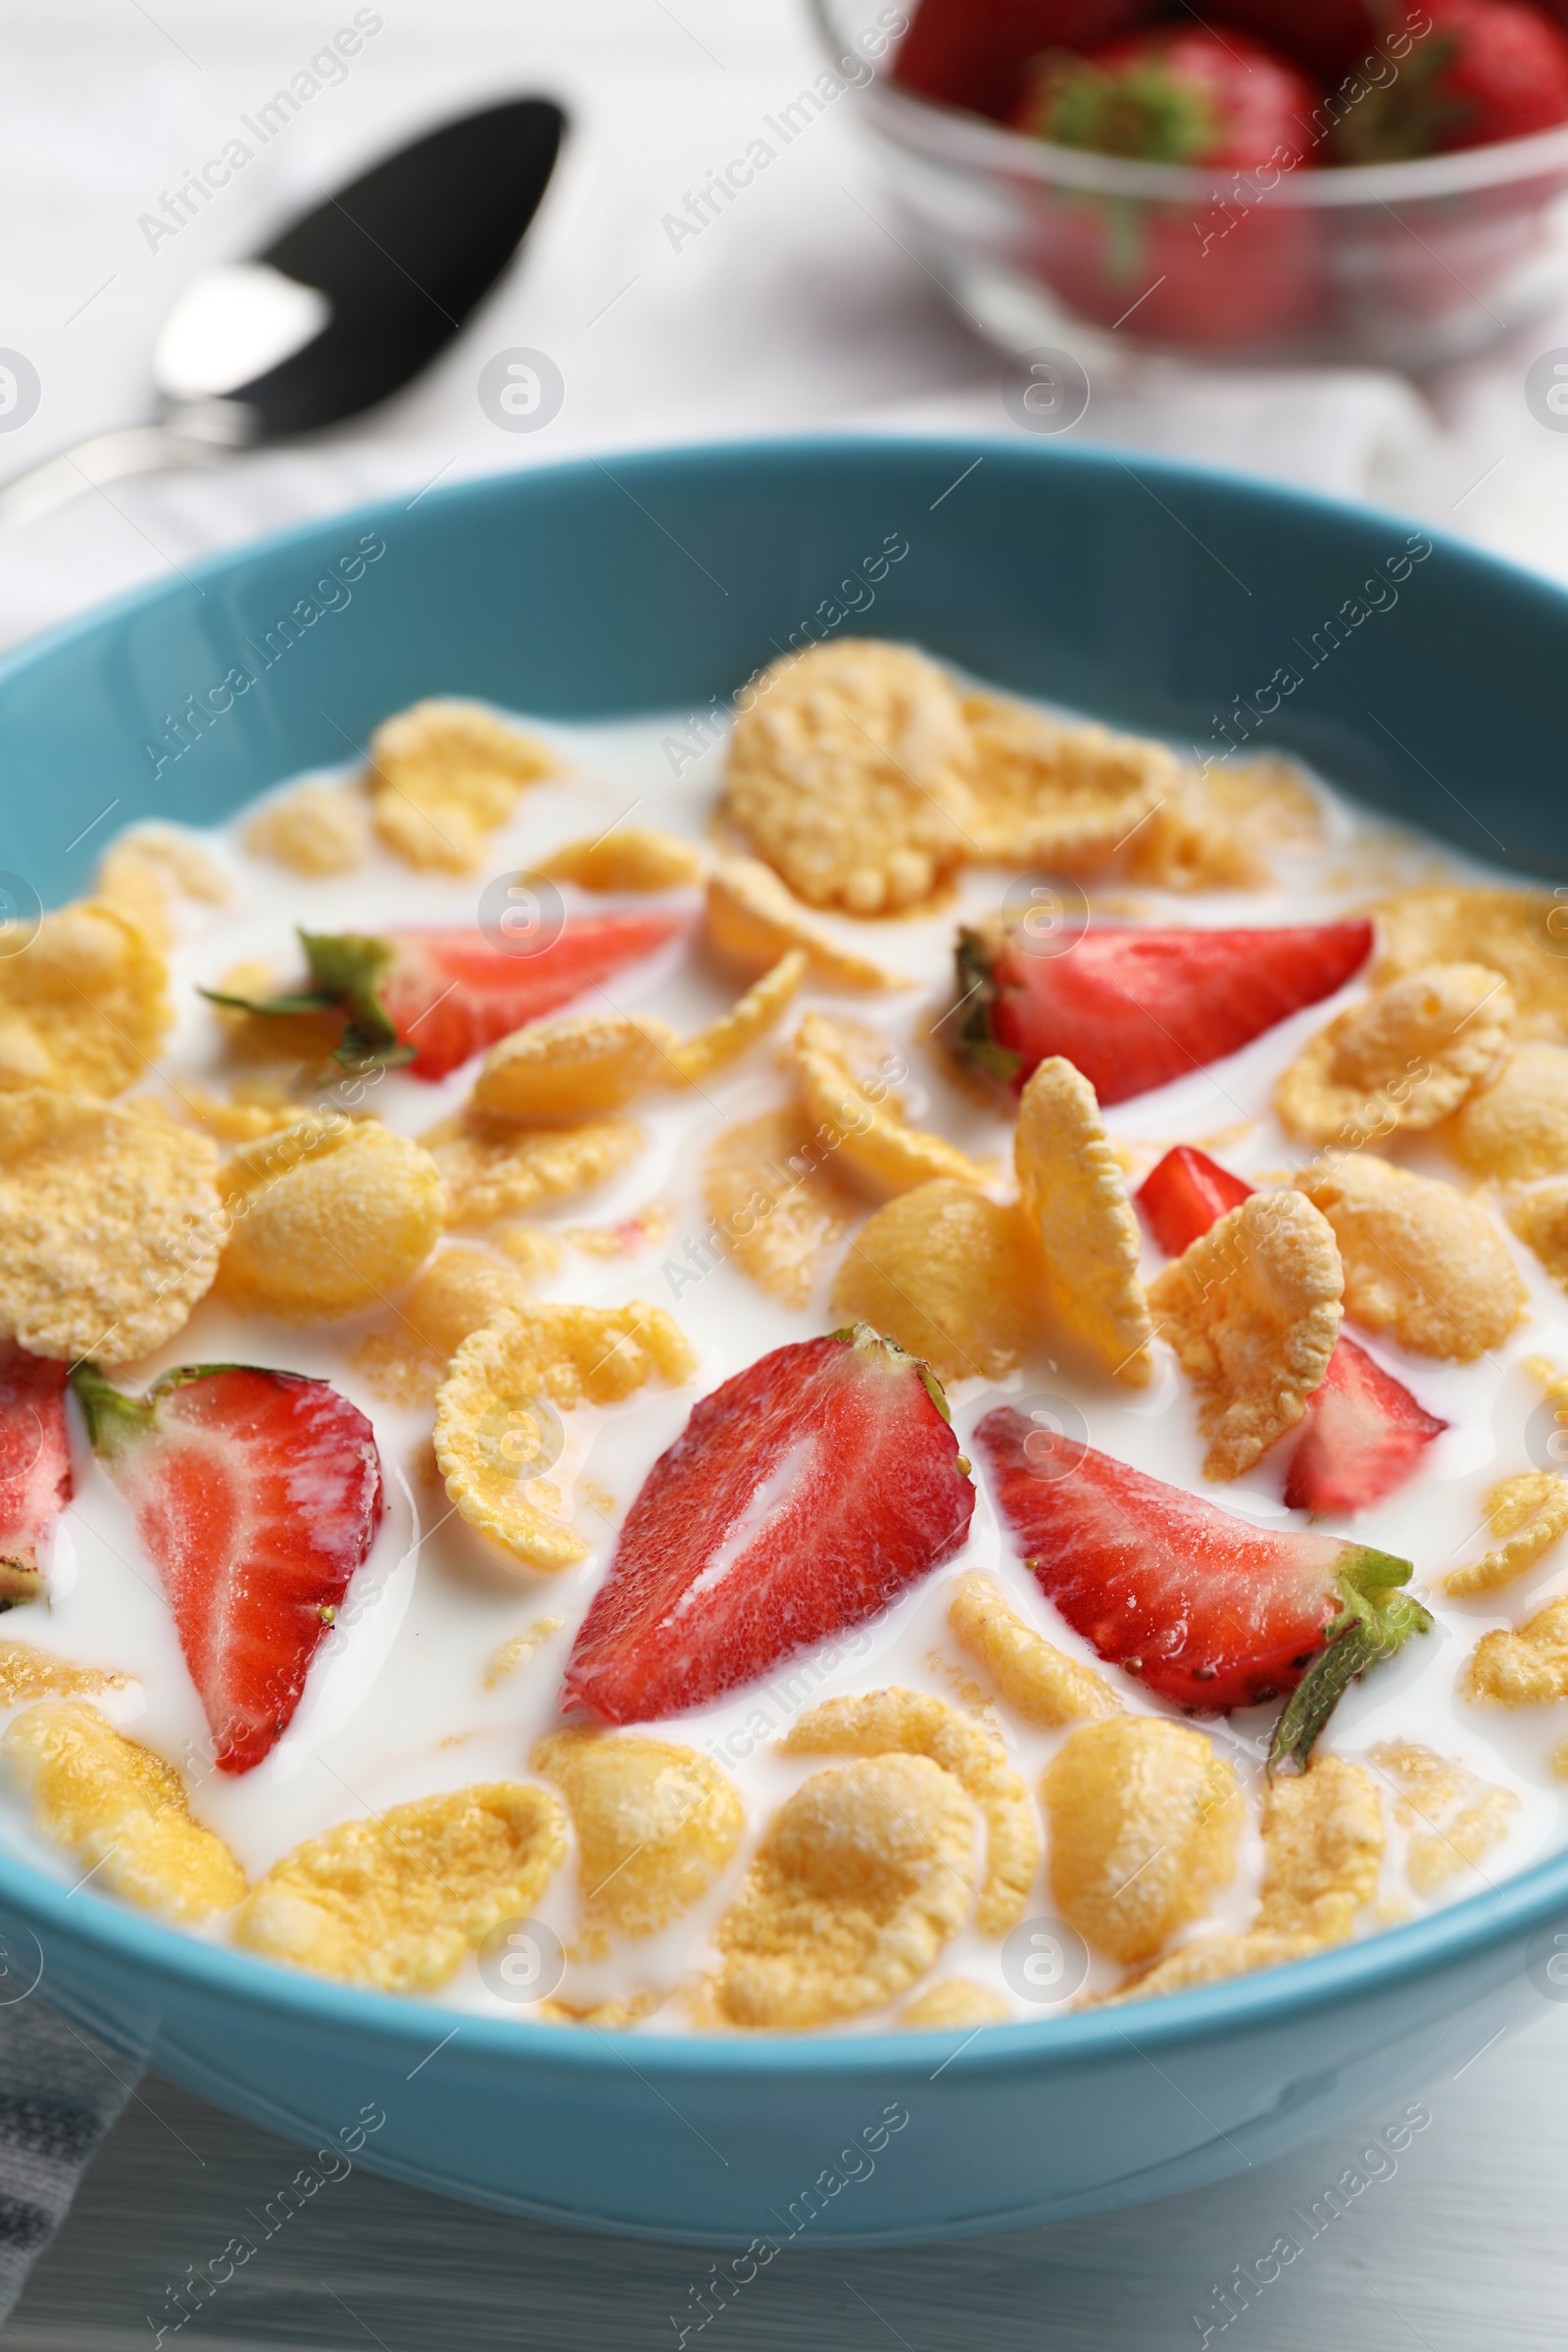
963, 692, 1176, 871
3, 1701, 244, 1923
233, 1781, 566, 1991
0, 900, 172, 1098
790, 1011, 988, 1198
1147, 1190, 1343, 1480
243, 783, 368, 877
703, 1106, 858, 1309
97, 827, 231, 947
781, 1688, 1038, 1937
1445, 1472, 1568, 1596
532, 1991, 663, 2029
831, 1181, 1039, 1384
947, 1574, 1119, 1727
471, 1014, 681, 1123
1042, 1717, 1241, 1966
710, 1753, 978, 2029
1296, 1152, 1524, 1360
1016, 1056, 1153, 1387
724, 640, 976, 914
1466, 1599, 1568, 1709
1257, 1754, 1384, 1944
352, 1245, 536, 1405
899, 1978, 1010, 2029
1102, 1930, 1323, 2005
0, 1090, 221, 1361
1370, 1739, 1519, 1891
707, 856, 905, 991
1372, 886, 1568, 1043
1275, 964, 1513, 1148
435, 1302, 695, 1570
534, 828, 705, 892
1449, 1043, 1568, 1184
218, 1118, 443, 1321
484, 1616, 563, 1690
671, 952, 805, 1085
532, 1728, 744, 1954
0, 1645, 128, 1703
1508, 1180, 1568, 1290
368, 699, 557, 873
423, 1113, 642, 1230
177, 1086, 309, 1143
1126, 757, 1324, 893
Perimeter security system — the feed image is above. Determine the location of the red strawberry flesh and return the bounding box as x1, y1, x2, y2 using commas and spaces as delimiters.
72, 1363, 383, 1774
1285, 1337, 1446, 1518
1137, 1144, 1253, 1257
956, 918, 1372, 1103
976, 1408, 1428, 1767
0, 1344, 71, 1604
562, 1327, 974, 1724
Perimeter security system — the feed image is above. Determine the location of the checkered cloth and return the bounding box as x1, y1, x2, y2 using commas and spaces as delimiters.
0, 1992, 141, 2323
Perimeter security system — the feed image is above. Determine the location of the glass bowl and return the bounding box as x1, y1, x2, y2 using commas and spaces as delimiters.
813, 0, 1568, 369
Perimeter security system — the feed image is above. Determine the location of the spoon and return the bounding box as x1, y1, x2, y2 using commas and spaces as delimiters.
0, 94, 565, 527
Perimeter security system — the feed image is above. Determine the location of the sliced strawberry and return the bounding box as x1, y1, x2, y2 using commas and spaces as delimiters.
1285, 1338, 1447, 1520
1137, 1145, 1254, 1257
562, 1326, 975, 1725
71, 1363, 383, 1774
976, 1408, 1429, 1771
0, 1345, 71, 1607
955, 918, 1372, 1103
202, 913, 682, 1081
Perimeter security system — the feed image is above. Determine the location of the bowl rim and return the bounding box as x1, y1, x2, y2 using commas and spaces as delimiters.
810, 0, 1568, 208
4, 429, 1568, 2074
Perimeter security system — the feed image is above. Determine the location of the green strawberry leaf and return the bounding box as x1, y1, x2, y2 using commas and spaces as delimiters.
1268, 1545, 1432, 1777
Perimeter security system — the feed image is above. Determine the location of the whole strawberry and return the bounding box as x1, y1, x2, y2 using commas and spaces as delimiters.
894, 0, 1157, 122
1332, 0, 1568, 160
1012, 24, 1319, 169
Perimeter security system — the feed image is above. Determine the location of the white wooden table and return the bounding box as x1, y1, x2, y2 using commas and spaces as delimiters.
5, 2, 1568, 2341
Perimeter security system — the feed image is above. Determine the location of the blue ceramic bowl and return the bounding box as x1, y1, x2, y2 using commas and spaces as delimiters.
4, 438, 1568, 2245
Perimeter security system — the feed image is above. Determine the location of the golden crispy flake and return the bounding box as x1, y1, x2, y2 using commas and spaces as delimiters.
0, 1644, 128, 1703
97, 827, 231, 946
1296, 1152, 1524, 1360
534, 828, 705, 892
707, 856, 905, 991
790, 1011, 988, 1198
243, 783, 368, 877
711, 1754, 978, 2029
724, 640, 976, 914
831, 1181, 1039, 1384
1276, 964, 1513, 1148
1042, 1717, 1241, 1966
217, 1118, 443, 1321
532, 1728, 744, 1955
1126, 757, 1324, 893
484, 1616, 563, 1690
560, 1207, 670, 1259
3, 1701, 244, 1923
1147, 1190, 1343, 1480
1370, 1739, 1519, 1891
1372, 886, 1568, 1043
1016, 1056, 1153, 1387
351, 1245, 536, 1405
0, 1091, 221, 1361
963, 691, 1176, 870
899, 1978, 1010, 2029
471, 1013, 681, 1123
1508, 1180, 1568, 1290
177, 1086, 308, 1143
0, 900, 172, 1099
532, 1990, 663, 2028
671, 952, 806, 1086
497, 1225, 566, 1277
1447, 1044, 1568, 1183
947, 1574, 1119, 1727
1446, 1472, 1568, 1596
1257, 1754, 1384, 1944
781, 1688, 1039, 1937
233, 1781, 566, 1991
368, 699, 557, 873
435, 1302, 695, 1571
703, 1106, 858, 1309
424, 1113, 641, 1231
1466, 1598, 1568, 1708
1102, 1931, 1323, 2005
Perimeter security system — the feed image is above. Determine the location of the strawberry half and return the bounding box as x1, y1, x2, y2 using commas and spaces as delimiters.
955, 918, 1372, 1103
977, 1408, 1429, 1771
1284, 1338, 1447, 1520
1137, 1144, 1253, 1257
203, 914, 681, 1081
1138, 1146, 1446, 1513
0, 1345, 71, 1607
71, 1363, 383, 1774
561, 1326, 975, 1725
